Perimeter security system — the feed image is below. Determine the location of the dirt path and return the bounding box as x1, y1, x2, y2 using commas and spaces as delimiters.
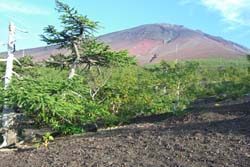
0, 100, 249, 167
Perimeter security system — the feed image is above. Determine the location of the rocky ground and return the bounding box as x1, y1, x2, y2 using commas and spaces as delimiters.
0, 98, 249, 167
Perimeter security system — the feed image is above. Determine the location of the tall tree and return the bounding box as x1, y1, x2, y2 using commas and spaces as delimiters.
41, 0, 99, 79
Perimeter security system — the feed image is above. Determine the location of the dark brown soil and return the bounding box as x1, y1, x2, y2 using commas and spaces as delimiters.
0, 99, 249, 167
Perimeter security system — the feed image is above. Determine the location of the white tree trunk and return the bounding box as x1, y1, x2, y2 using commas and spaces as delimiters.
68, 43, 80, 79
68, 62, 77, 79
0, 22, 17, 148
0, 52, 17, 148
4, 53, 14, 89
177, 80, 180, 103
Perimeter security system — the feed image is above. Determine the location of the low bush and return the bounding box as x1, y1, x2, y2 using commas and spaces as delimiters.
0, 59, 249, 134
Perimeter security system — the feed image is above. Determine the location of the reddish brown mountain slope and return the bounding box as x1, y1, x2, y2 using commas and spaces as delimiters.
1, 23, 249, 65
99, 23, 249, 65
0, 45, 68, 62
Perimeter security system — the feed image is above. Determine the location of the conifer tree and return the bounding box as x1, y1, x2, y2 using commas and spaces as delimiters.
41, 0, 99, 79
42, 1, 135, 78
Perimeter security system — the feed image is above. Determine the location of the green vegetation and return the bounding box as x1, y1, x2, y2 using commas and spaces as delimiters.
0, 56, 249, 134
0, 0, 249, 136
191, 57, 249, 67
42, 132, 54, 148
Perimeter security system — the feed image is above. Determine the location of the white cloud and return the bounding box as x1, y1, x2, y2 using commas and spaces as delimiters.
0, 0, 50, 15
200, 0, 250, 26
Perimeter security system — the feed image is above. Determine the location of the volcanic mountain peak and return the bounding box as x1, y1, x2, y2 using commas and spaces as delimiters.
100, 23, 246, 48
99, 23, 249, 65
99, 23, 192, 43
1, 23, 249, 65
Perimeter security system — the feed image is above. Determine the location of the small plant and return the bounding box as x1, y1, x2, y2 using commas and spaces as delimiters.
42, 132, 54, 148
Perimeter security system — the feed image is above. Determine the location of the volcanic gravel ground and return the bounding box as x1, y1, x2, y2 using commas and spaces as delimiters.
0, 100, 249, 167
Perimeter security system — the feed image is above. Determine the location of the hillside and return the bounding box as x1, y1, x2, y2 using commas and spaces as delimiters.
99, 24, 249, 65
0, 45, 67, 62
0, 23, 249, 65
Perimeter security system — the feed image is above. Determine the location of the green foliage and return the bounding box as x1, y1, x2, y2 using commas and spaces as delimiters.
0, 56, 5, 77
247, 54, 250, 62
1, 61, 204, 131
148, 61, 202, 112
191, 57, 249, 68
86, 62, 202, 123
0, 58, 5, 110
42, 132, 54, 148
41, 0, 100, 79
1, 56, 249, 134
199, 64, 249, 99
96, 66, 157, 122
13, 56, 37, 74
46, 53, 71, 70
41, 0, 98, 48
79, 39, 136, 69
46, 39, 136, 70
247, 54, 250, 73
4, 67, 110, 134
18, 56, 35, 67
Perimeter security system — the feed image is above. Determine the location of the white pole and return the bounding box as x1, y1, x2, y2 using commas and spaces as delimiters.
0, 22, 17, 148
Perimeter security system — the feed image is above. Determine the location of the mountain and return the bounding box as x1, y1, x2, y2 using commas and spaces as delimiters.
1, 23, 249, 65
99, 23, 249, 65
0, 45, 68, 62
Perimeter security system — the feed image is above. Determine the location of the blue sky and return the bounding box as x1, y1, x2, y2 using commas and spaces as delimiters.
0, 0, 249, 52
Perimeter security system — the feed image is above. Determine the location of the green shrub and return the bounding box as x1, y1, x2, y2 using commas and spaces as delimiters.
0, 59, 249, 135
4, 67, 110, 134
